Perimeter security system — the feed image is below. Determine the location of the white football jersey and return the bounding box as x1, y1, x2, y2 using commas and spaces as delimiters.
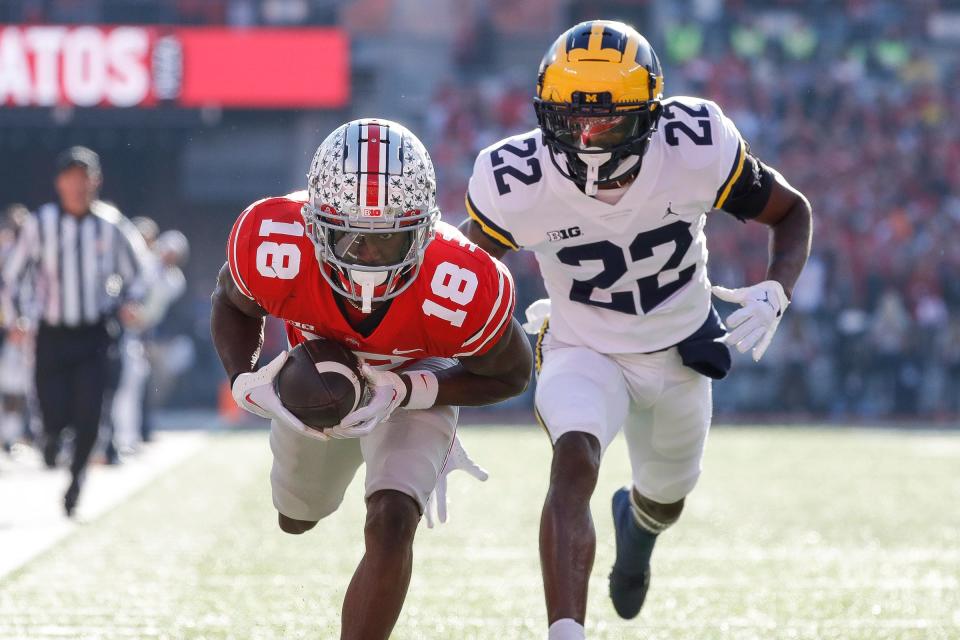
467, 96, 747, 354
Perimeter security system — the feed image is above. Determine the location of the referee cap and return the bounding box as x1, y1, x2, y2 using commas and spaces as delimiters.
56, 146, 101, 176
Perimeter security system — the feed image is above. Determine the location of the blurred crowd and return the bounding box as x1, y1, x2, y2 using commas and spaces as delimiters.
420, 0, 960, 419
2, 0, 957, 421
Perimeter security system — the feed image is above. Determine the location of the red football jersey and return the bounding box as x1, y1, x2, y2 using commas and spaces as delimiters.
227, 192, 516, 369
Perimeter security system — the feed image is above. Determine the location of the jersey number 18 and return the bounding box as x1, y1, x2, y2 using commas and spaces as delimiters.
255, 219, 304, 279
421, 262, 477, 327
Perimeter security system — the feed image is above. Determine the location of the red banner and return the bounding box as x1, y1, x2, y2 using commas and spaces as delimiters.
0, 25, 349, 109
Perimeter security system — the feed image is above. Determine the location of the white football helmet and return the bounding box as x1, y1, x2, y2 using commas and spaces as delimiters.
302, 118, 440, 312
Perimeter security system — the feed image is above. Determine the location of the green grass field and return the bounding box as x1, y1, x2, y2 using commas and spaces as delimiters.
2, 426, 959, 639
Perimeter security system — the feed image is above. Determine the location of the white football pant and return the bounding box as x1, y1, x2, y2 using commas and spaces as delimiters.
535, 331, 712, 504
269, 357, 457, 521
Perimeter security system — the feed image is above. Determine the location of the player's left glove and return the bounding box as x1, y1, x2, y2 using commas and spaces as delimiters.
330, 364, 439, 439
424, 434, 489, 528
712, 280, 789, 362
231, 352, 330, 442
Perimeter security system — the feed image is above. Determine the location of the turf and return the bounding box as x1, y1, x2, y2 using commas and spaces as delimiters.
1, 426, 958, 639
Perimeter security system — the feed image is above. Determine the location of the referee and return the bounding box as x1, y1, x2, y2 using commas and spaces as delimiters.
1, 146, 148, 517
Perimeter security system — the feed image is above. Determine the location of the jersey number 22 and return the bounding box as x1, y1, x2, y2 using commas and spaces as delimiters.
557, 221, 695, 315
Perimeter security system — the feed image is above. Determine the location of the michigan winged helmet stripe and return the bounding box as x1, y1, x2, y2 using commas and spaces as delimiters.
535, 20, 664, 194
465, 192, 520, 250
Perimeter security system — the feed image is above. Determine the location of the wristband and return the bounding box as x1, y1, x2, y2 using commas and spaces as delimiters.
401, 370, 439, 410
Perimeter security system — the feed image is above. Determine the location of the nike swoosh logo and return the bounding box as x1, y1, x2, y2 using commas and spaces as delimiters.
244, 393, 264, 412
392, 348, 424, 355
759, 292, 778, 313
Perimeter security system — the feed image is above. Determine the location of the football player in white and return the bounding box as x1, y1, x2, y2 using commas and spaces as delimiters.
461, 20, 812, 639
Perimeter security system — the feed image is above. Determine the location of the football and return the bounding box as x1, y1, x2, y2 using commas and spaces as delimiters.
274, 339, 366, 431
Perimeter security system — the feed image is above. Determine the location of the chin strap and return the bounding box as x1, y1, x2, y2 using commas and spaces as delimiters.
578, 148, 611, 196
575, 148, 645, 197
350, 270, 388, 313
583, 162, 600, 196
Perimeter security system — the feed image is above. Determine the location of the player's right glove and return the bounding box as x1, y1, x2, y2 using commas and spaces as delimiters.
712, 280, 790, 362
424, 434, 489, 528
231, 351, 330, 441
330, 364, 439, 439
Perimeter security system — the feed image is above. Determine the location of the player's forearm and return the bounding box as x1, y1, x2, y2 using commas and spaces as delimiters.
427, 319, 533, 406
766, 196, 812, 299
210, 291, 266, 383
430, 363, 531, 407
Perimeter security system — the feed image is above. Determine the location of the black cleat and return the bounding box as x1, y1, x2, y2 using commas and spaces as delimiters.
609, 487, 656, 619
42, 437, 60, 469
104, 444, 122, 466
64, 474, 83, 518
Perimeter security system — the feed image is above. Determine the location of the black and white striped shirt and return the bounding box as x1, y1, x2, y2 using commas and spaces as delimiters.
1, 200, 148, 328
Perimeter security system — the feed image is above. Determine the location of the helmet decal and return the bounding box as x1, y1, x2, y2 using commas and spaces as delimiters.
303, 118, 440, 312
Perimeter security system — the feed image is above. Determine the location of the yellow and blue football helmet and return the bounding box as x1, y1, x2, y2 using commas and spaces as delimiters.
534, 20, 664, 194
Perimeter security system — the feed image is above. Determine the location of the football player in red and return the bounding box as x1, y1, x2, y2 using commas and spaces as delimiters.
210, 119, 532, 639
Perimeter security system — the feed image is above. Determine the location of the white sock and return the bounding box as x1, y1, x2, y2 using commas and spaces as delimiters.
548, 618, 585, 640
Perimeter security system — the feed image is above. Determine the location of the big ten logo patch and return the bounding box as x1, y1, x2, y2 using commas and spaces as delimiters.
546, 226, 582, 242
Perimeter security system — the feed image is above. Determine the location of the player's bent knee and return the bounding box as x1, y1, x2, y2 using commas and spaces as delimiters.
364, 490, 420, 547
278, 513, 319, 535
637, 466, 702, 506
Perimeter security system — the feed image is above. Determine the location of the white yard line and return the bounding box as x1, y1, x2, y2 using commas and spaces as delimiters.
0, 431, 208, 580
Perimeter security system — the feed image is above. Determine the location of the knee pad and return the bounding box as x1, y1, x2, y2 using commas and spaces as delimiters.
634, 462, 701, 505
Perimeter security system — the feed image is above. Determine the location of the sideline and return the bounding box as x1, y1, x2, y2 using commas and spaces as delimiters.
0, 431, 208, 580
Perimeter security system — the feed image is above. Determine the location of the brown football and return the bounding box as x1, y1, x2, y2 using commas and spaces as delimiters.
274, 339, 365, 430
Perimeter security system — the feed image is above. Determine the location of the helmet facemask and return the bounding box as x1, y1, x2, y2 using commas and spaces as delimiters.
535, 91, 661, 195
302, 119, 440, 313
304, 203, 438, 313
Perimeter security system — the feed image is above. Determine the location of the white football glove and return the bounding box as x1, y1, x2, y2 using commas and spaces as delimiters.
329, 365, 407, 439
231, 351, 329, 441
330, 365, 439, 439
712, 280, 789, 362
522, 298, 552, 335
424, 434, 489, 528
